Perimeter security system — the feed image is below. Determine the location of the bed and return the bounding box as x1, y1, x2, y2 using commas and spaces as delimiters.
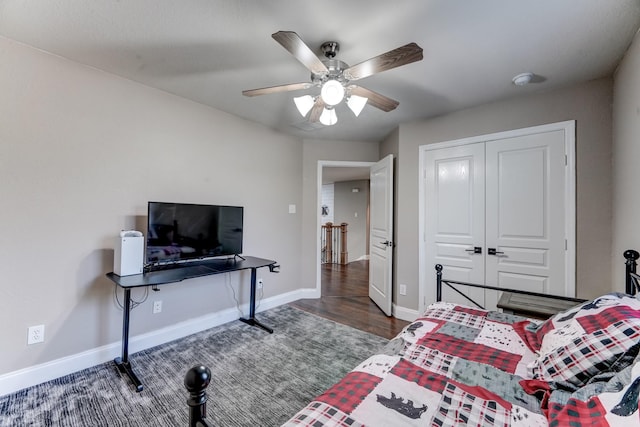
185, 250, 640, 426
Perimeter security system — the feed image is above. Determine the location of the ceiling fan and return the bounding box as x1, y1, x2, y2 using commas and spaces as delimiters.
242, 31, 423, 126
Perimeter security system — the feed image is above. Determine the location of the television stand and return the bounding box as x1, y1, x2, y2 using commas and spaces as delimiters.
106, 255, 278, 392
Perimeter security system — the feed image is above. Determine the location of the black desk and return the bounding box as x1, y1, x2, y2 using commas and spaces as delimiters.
106, 256, 278, 392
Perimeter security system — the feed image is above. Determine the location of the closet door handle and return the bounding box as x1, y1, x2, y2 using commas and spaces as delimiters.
465, 247, 482, 254
488, 248, 504, 255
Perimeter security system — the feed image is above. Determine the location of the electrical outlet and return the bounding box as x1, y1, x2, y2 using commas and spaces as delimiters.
28, 324, 45, 345
399, 284, 407, 296
153, 300, 162, 314
257, 278, 264, 289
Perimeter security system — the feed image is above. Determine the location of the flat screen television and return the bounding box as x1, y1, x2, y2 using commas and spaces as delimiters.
146, 202, 243, 266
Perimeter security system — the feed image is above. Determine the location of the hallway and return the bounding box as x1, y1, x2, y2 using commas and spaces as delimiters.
289, 260, 409, 339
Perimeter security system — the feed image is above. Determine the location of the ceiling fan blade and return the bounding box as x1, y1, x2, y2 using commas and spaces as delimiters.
308, 97, 325, 122
272, 31, 329, 76
344, 42, 423, 81
350, 86, 399, 112
242, 82, 312, 97
309, 97, 324, 123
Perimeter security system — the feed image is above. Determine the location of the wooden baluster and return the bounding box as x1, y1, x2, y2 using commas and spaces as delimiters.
325, 222, 333, 263
320, 224, 326, 263
340, 223, 348, 265
185, 365, 213, 427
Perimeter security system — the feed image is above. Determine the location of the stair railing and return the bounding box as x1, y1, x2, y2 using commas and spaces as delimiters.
321, 222, 348, 264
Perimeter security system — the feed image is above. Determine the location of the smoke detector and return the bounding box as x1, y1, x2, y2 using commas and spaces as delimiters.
512, 72, 534, 86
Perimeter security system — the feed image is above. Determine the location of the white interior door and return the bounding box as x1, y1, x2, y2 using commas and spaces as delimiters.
369, 155, 394, 316
424, 143, 486, 306
484, 130, 568, 308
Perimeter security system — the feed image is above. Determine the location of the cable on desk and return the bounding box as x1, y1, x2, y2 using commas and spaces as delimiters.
113, 284, 149, 311
226, 273, 244, 318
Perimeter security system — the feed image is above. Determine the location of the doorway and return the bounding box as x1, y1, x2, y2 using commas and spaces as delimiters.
289, 160, 407, 337
320, 162, 373, 305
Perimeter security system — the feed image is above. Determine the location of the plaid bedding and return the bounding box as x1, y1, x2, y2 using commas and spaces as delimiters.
283, 299, 640, 426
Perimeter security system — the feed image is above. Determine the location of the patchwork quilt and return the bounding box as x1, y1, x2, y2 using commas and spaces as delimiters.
283, 297, 640, 426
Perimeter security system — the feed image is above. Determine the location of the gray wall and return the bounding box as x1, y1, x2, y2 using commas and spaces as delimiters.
384, 78, 614, 311
334, 180, 369, 261
612, 30, 640, 288
0, 37, 303, 375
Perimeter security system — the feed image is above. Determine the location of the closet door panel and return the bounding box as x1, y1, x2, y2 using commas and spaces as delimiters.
424, 143, 485, 306
485, 130, 566, 307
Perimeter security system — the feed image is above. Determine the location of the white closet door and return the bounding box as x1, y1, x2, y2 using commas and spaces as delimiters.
424, 143, 486, 307
484, 130, 568, 308
421, 123, 574, 312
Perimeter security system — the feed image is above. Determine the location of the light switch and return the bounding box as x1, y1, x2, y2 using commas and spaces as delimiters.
288, 204, 296, 214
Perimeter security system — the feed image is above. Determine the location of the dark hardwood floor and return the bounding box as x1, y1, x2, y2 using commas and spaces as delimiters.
289, 260, 409, 339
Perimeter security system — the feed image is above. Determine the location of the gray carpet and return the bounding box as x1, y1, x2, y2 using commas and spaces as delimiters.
0, 305, 388, 426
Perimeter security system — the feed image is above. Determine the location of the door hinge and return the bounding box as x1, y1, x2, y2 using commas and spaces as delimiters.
565, 154, 568, 166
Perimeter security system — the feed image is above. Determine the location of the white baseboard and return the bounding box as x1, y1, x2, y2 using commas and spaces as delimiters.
0, 289, 413, 397
0, 289, 312, 397
393, 304, 420, 322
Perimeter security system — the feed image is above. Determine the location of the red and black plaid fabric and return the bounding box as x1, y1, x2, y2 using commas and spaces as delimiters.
512, 320, 544, 352
285, 401, 362, 426
454, 305, 489, 318
418, 332, 521, 373
404, 344, 456, 376
547, 399, 609, 427
530, 319, 640, 388
420, 306, 487, 329
389, 358, 448, 393
577, 306, 640, 333
533, 317, 558, 346
434, 382, 512, 427
316, 371, 382, 414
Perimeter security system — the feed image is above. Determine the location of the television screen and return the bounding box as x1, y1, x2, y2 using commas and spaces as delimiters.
146, 202, 243, 266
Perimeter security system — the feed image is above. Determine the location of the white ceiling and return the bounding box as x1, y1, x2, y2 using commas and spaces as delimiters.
1, 1, 639, 142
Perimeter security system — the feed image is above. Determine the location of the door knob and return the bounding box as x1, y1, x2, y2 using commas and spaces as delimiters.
488, 248, 504, 256
380, 240, 392, 247
465, 246, 482, 254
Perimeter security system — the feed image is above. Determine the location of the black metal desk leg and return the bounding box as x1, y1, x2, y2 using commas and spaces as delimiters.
239, 268, 273, 333
114, 288, 144, 392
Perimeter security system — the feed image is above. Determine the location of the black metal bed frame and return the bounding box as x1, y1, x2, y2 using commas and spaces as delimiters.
435, 249, 640, 310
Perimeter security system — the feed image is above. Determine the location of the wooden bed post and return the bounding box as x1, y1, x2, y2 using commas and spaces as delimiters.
435, 264, 443, 302
185, 365, 212, 427
625, 249, 639, 295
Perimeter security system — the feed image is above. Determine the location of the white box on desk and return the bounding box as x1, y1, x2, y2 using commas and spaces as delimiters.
114, 231, 144, 276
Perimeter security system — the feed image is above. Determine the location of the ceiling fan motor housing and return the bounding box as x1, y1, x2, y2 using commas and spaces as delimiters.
321, 41, 339, 58
312, 59, 350, 85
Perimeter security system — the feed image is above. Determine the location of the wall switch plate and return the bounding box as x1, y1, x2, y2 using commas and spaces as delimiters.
288, 204, 296, 214
153, 300, 162, 314
28, 324, 45, 345
399, 284, 407, 296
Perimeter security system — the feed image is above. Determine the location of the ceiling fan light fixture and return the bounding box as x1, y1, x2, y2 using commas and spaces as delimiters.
319, 107, 338, 126
347, 95, 368, 117
320, 80, 345, 106
293, 95, 315, 117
